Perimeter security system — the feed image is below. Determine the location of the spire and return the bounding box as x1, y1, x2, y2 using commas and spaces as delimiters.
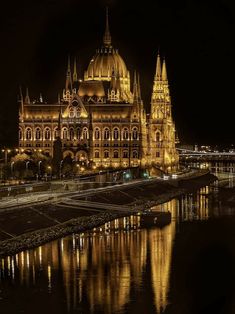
162, 58, 168, 81
58, 94, 62, 134
133, 71, 138, 101
25, 87, 30, 104
103, 7, 112, 47
58, 93, 61, 105
137, 73, 142, 100
65, 55, 72, 91
73, 57, 78, 82
19, 85, 23, 102
19, 86, 24, 119
39, 93, 43, 103
155, 52, 161, 80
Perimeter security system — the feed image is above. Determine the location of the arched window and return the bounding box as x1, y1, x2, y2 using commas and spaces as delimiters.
113, 150, 119, 158
132, 150, 138, 158
104, 128, 110, 140
83, 128, 88, 140
62, 128, 68, 140
104, 150, 109, 158
69, 128, 74, 140
25, 127, 32, 140
77, 128, 80, 140
94, 128, 100, 140
132, 127, 138, 140
95, 151, 100, 158
113, 127, 119, 140
44, 127, 51, 140
19, 128, 22, 140
35, 127, 41, 140
156, 131, 161, 142
123, 128, 129, 140
69, 107, 75, 118
123, 151, 128, 158
54, 127, 59, 139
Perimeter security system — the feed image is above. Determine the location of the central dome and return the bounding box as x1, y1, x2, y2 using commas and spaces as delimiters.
84, 8, 130, 82
85, 48, 129, 81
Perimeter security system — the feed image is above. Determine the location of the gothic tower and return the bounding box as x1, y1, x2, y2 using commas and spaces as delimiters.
149, 53, 178, 172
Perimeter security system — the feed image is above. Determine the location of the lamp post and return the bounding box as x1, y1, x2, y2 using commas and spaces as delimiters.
1, 149, 11, 164
47, 166, 52, 181
59, 160, 63, 180
38, 160, 42, 178
11, 161, 15, 179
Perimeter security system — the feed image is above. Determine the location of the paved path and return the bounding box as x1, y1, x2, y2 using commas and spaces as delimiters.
0, 170, 208, 211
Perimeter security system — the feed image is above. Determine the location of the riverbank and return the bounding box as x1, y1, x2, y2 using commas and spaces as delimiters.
0, 172, 217, 258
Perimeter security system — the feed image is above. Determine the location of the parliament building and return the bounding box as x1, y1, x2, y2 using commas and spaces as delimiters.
18, 10, 179, 173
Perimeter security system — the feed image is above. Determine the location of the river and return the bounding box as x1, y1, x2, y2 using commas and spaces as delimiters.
0, 165, 235, 314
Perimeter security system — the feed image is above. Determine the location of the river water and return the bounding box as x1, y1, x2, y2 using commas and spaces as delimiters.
0, 166, 235, 314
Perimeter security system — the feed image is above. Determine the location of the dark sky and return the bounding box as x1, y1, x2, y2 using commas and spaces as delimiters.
0, 0, 235, 147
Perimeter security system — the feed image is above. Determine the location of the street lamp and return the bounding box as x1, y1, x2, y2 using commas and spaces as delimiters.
1, 149, 11, 164
47, 166, 52, 180
10, 161, 15, 179
38, 160, 42, 178
59, 160, 63, 180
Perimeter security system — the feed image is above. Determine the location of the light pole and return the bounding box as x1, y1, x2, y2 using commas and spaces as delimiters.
59, 160, 63, 180
1, 149, 11, 164
38, 160, 42, 178
11, 161, 15, 179
47, 166, 52, 181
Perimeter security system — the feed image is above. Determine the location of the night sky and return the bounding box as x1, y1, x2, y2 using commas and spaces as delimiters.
0, 0, 234, 147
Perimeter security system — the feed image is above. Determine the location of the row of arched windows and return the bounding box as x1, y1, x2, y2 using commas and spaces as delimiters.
20, 127, 53, 141
94, 127, 139, 140
62, 128, 89, 140
19, 127, 162, 143
94, 150, 138, 159
19, 127, 89, 141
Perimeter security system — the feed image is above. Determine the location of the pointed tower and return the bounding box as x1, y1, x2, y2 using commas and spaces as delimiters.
133, 71, 138, 103
65, 55, 73, 91
162, 58, 167, 81
25, 87, 30, 104
151, 53, 164, 119
19, 86, 24, 122
148, 53, 179, 172
63, 55, 73, 101
155, 52, 161, 80
73, 57, 78, 83
162, 58, 171, 104
103, 7, 112, 47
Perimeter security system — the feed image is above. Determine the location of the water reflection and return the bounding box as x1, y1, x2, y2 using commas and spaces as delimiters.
0, 187, 215, 314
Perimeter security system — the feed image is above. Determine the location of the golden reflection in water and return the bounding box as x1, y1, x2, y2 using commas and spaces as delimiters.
150, 199, 178, 312
0, 214, 176, 314
178, 186, 210, 221
0, 192, 209, 314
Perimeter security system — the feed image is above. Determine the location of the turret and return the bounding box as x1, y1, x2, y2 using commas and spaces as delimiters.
25, 87, 30, 104
73, 57, 78, 83
162, 58, 168, 82
132, 71, 138, 102
155, 52, 161, 81
19, 86, 24, 122
65, 55, 72, 91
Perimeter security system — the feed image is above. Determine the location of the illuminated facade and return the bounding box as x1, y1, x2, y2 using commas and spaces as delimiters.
18, 9, 178, 172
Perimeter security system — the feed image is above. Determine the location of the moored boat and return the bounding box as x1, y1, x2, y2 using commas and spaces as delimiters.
140, 210, 171, 227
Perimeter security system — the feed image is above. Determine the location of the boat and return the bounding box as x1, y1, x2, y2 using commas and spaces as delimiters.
140, 210, 171, 228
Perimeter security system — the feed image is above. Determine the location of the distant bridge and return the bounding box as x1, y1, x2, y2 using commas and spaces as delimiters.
177, 148, 235, 161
